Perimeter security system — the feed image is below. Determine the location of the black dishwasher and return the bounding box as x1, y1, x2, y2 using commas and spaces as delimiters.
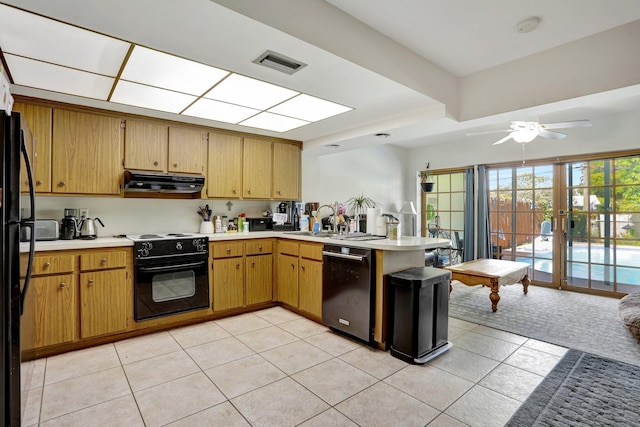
322, 244, 375, 346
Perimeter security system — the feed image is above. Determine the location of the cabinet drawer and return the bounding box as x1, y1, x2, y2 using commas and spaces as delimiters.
277, 239, 299, 256
212, 242, 244, 258
300, 242, 323, 261
245, 239, 273, 256
23, 254, 75, 275
80, 251, 127, 271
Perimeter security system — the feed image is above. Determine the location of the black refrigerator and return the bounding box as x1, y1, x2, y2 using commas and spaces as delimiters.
1, 108, 36, 426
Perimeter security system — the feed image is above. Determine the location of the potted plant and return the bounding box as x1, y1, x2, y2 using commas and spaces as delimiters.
419, 162, 435, 192
346, 192, 377, 232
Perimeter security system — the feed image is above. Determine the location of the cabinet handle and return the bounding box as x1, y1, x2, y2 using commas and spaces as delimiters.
153, 160, 159, 166
258, 245, 263, 251
251, 261, 255, 267
235, 263, 240, 268
59, 282, 66, 289
247, 189, 252, 194
36, 179, 43, 186
232, 188, 237, 194
291, 263, 295, 268
58, 181, 65, 187
226, 248, 231, 253
277, 190, 281, 195
173, 162, 178, 167
101, 258, 107, 265
301, 265, 305, 271
43, 262, 51, 269
88, 279, 95, 285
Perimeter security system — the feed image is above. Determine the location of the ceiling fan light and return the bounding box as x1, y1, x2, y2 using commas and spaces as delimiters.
512, 129, 538, 143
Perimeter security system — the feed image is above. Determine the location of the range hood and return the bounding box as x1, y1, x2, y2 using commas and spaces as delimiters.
123, 170, 205, 194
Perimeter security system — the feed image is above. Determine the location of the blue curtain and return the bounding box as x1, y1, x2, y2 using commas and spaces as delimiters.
476, 165, 492, 258
463, 168, 474, 261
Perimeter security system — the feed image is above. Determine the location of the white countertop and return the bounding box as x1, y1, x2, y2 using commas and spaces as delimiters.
20, 231, 450, 252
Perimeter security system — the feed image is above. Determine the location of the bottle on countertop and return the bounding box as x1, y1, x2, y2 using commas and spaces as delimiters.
294, 208, 300, 231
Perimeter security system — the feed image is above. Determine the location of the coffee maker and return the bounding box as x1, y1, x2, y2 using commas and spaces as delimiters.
60, 208, 79, 240
274, 201, 302, 231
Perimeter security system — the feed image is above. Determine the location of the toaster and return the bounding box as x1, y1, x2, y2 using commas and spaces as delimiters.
20, 219, 59, 242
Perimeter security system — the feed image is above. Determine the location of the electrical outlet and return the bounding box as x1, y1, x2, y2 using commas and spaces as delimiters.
79, 208, 89, 219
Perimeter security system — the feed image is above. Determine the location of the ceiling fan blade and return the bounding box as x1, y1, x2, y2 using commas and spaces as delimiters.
538, 129, 567, 140
493, 134, 514, 145
540, 120, 592, 130
465, 129, 511, 136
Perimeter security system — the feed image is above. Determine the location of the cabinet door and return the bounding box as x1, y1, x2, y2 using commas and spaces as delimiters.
277, 253, 298, 307
27, 274, 77, 348
242, 138, 272, 199
124, 120, 168, 172
207, 133, 242, 198
79, 269, 127, 339
168, 126, 206, 174
13, 102, 52, 193
213, 257, 244, 311
299, 259, 323, 319
272, 142, 300, 200
52, 109, 122, 194
246, 254, 273, 305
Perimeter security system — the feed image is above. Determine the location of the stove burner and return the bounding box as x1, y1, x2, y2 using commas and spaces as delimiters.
166, 233, 192, 237
139, 234, 163, 239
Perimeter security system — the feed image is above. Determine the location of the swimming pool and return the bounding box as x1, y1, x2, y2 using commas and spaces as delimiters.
516, 244, 640, 286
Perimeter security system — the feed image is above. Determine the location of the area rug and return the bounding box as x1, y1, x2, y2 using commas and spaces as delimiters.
506, 349, 640, 426
448, 281, 640, 367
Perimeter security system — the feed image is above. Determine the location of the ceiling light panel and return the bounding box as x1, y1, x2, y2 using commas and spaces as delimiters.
4, 54, 114, 99
110, 80, 196, 114
204, 74, 298, 110
183, 98, 260, 123
239, 112, 309, 133
0, 4, 129, 76
268, 94, 352, 122
120, 46, 229, 95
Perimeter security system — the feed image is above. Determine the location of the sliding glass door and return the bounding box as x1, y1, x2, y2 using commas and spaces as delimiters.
564, 157, 640, 294
488, 165, 556, 286
488, 154, 640, 297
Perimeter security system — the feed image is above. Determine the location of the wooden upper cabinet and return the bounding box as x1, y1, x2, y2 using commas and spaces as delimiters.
243, 138, 272, 199
52, 109, 122, 195
168, 126, 206, 174
13, 102, 52, 193
272, 142, 301, 200
207, 133, 242, 198
124, 120, 168, 172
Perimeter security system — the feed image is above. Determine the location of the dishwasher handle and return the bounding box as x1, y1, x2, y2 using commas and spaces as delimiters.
322, 250, 367, 262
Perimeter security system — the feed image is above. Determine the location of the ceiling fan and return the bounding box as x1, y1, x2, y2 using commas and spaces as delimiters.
468, 120, 592, 145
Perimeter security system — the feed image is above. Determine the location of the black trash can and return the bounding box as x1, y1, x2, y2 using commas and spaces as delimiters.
389, 267, 452, 364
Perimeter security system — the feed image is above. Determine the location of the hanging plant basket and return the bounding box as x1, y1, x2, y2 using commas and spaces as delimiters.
421, 182, 435, 192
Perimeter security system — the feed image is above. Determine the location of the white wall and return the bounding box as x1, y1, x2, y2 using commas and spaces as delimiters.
32, 196, 275, 237
301, 144, 408, 216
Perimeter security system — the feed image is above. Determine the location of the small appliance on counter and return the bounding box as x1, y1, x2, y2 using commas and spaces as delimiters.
272, 200, 301, 231
60, 208, 79, 240
19, 219, 59, 242
246, 217, 273, 231
79, 217, 104, 239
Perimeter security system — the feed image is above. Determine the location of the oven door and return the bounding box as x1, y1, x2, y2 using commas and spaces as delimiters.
134, 254, 209, 321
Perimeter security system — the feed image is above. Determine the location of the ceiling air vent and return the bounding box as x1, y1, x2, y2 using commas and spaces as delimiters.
253, 50, 307, 75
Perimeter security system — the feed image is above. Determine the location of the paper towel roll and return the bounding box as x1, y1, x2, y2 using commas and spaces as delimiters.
366, 208, 381, 234
376, 215, 387, 236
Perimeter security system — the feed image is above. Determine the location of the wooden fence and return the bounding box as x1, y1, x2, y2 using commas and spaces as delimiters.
490, 198, 546, 248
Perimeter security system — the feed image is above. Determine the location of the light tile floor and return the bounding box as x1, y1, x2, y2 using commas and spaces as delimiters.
21, 307, 567, 427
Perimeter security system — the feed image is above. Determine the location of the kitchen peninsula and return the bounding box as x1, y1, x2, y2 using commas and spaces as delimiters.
20, 232, 450, 357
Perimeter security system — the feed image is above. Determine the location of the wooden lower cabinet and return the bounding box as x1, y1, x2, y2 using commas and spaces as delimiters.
277, 240, 323, 319
26, 274, 77, 348
246, 254, 273, 305
79, 269, 127, 339
212, 257, 244, 311
299, 259, 322, 318
277, 253, 299, 307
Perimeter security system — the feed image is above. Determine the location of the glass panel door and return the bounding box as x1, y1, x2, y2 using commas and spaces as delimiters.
565, 157, 640, 294
488, 164, 556, 286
